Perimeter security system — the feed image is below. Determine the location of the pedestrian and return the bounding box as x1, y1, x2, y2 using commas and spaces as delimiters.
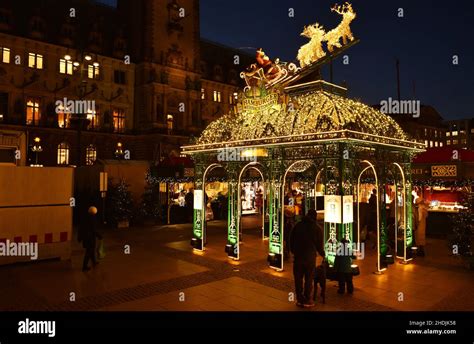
290, 208, 325, 308
79, 206, 102, 272
334, 238, 354, 294
368, 188, 378, 241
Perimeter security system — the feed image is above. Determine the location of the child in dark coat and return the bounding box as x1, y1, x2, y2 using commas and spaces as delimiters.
334, 239, 354, 294
313, 263, 326, 303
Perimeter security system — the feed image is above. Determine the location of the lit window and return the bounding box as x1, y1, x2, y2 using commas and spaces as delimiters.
57, 108, 71, 128
213, 90, 221, 102
28, 53, 43, 69
167, 114, 174, 133
59, 58, 73, 75
0, 47, 10, 63
85, 145, 97, 166
440, 142, 443, 147
471, 128, 474, 134
87, 108, 98, 129
424, 128, 428, 136
88, 64, 100, 79
447, 140, 451, 145
434, 130, 437, 138
452, 140, 458, 145
424, 140, 428, 147
57, 142, 70, 165
460, 130, 466, 135
452, 131, 458, 136
435, 141, 438, 147
26, 98, 41, 125
429, 141, 433, 148
201, 88, 205, 100
446, 132, 450, 137
113, 108, 125, 133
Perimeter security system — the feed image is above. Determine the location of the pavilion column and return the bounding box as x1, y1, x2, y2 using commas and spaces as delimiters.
267, 150, 284, 270
225, 166, 240, 259
378, 162, 389, 267
191, 160, 205, 251
403, 160, 414, 261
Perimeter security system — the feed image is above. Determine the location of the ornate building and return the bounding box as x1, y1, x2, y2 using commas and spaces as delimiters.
0, 0, 252, 166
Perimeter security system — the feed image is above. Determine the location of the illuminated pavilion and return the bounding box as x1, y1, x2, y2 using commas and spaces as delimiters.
181, 4, 425, 272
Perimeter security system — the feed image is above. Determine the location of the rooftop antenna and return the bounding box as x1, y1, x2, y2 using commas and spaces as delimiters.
396, 58, 401, 102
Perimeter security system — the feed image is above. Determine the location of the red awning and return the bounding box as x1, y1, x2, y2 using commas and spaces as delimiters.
413, 148, 474, 164
158, 156, 194, 168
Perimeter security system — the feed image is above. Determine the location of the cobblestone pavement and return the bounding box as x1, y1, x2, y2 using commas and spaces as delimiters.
1, 217, 473, 311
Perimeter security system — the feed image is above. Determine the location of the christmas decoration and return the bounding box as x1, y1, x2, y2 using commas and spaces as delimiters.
449, 191, 474, 269
140, 172, 162, 223
106, 178, 134, 226
297, 2, 356, 67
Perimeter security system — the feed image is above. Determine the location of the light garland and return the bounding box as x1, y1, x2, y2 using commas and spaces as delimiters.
196, 90, 410, 148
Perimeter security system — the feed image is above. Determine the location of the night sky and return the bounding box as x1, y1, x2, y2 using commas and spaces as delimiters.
98, 0, 474, 120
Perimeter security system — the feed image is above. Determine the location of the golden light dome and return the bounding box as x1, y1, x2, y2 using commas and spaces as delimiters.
197, 89, 409, 145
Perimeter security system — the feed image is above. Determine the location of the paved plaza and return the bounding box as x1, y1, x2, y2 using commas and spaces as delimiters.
1, 216, 474, 312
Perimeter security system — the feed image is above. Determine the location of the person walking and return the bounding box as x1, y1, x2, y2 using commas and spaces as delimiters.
290, 209, 325, 308
79, 206, 102, 272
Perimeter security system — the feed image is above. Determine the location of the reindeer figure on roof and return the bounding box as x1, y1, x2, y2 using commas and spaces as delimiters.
297, 23, 327, 68
325, 2, 356, 53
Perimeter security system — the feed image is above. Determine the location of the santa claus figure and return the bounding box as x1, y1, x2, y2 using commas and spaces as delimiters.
255, 48, 279, 77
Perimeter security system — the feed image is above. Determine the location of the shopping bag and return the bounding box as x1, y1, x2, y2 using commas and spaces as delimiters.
97, 239, 106, 259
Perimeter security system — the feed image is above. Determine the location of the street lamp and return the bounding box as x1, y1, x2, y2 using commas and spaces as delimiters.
31, 136, 43, 167
115, 142, 124, 159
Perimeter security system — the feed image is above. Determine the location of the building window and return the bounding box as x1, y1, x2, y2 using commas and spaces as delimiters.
57, 142, 70, 165
59, 58, 73, 75
28, 53, 43, 69
85, 145, 97, 166
424, 128, 428, 136
424, 140, 428, 147
435, 141, 439, 147
446, 132, 450, 137
460, 130, 466, 135
452, 140, 458, 145
447, 140, 451, 145
26, 98, 41, 125
57, 108, 71, 128
471, 128, 474, 134
213, 90, 221, 103
429, 141, 433, 148
87, 108, 98, 130
88, 64, 100, 79
114, 70, 126, 84
201, 88, 205, 100
113, 108, 125, 133
452, 131, 458, 136
461, 139, 467, 145
434, 130, 438, 138
167, 114, 174, 133
0, 47, 10, 63
440, 142, 444, 147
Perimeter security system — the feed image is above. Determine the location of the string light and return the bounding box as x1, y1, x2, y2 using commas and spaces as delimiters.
195, 90, 411, 147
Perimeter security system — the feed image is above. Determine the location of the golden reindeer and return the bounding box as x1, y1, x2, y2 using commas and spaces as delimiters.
297, 23, 327, 68
325, 2, 356, 53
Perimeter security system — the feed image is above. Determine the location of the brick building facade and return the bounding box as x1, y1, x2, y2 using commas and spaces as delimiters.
0, 0, 252, 167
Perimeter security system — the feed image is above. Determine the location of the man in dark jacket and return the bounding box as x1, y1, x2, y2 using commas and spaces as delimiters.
79, 206, 102, 272
290, 209, 325, 307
